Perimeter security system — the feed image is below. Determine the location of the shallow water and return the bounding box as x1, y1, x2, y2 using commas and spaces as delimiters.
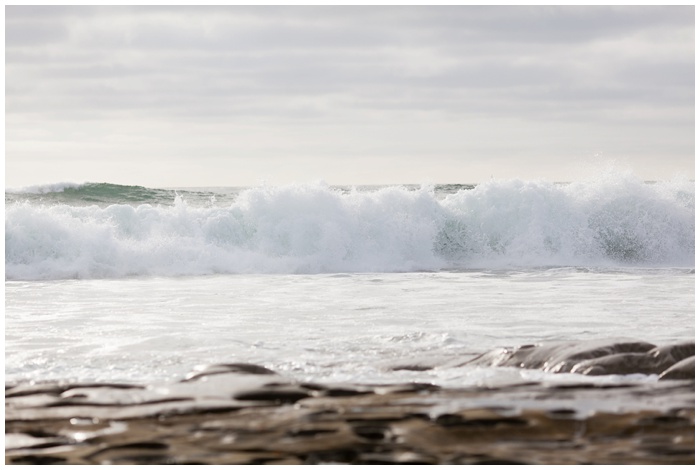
5, 267, 694, 386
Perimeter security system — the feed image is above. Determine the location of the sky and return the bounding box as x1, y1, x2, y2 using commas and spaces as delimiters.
5, 5, 696, 188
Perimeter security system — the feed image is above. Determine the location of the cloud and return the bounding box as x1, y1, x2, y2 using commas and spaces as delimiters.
5, 6, 694, 186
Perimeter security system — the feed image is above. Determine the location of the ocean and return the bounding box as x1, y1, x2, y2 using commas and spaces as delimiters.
5, 172, 695, 387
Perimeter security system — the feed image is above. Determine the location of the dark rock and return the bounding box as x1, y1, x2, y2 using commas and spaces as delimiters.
390, 364, 435, 371
466, 339, 657, 373
324, 387, 372, 397
648, 342, 695, 363
659, 356, 695, 381
183, 363, 278, 381
10, 455, 67, 464
233, 386, 313, 404
570, 352, 671, 376
466, 339, 696, 379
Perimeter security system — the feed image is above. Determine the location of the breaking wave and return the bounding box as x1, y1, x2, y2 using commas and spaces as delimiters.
5, 173, 694, 280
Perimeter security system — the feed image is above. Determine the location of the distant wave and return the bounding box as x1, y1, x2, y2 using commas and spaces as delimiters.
7, 182, 86, 194
5, 174, 695, 280
6, 182, 180, 206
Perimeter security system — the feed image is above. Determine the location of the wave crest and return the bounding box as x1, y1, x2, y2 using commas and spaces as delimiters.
5, 176, 695, 280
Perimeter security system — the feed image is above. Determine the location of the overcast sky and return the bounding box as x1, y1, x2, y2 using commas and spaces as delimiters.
5, 5, 695, 188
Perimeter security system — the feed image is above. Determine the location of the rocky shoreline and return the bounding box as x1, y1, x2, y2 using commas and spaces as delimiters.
6, 339, 695, 465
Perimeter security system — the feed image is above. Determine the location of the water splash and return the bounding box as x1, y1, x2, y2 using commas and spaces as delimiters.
5, 174, 694, 280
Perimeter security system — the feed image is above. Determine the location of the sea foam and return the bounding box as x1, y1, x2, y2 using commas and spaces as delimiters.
5, 175, 695, 280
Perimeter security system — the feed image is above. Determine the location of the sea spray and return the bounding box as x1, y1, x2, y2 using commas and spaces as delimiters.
5, 175, 694, 280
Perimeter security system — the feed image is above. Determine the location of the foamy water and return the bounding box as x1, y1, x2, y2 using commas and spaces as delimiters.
5, 172, 695, 386
5, 269, 694, 385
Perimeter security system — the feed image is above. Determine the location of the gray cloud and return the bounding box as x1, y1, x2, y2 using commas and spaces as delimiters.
5, 6, 694, 186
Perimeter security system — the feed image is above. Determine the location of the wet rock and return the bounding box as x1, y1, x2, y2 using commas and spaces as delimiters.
659, 356, 695, 381
570, 352, 670, 376
648, 342, 695, 363
233, 384, 314, 404
5, 340, 696, 465
183, 363, 278, 381
6, 378, 694, 465
467, 339, 694, 378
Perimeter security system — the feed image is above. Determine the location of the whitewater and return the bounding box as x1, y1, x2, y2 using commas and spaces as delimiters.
5, 171, 695, 386
5, 174, 694, 280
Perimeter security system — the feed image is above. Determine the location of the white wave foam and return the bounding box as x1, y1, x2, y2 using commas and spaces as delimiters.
5, 176, 695, 280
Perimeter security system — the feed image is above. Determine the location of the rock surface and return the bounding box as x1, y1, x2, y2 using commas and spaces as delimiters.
5, 339, 695, 465
660, 356, 696, 381
465, 338, 694, 379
